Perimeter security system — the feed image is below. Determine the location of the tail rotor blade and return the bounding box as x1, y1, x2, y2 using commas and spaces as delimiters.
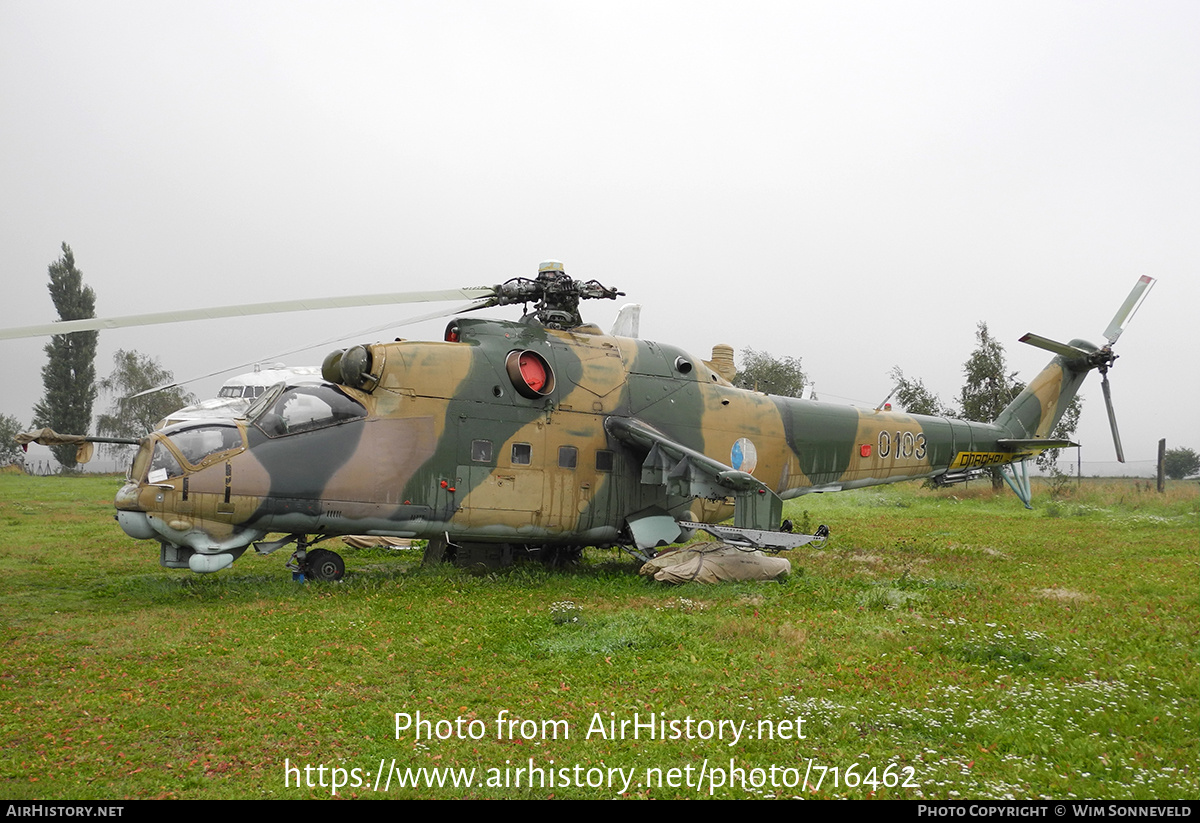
1103, 276, 1156, 345
1100, 372, 1125, 463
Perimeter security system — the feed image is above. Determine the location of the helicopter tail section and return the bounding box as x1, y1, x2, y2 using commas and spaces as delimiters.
991, 342, 1094, 441
993, 275, 1154, 462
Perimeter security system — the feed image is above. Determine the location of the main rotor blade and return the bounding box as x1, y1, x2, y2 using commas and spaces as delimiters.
126, 298, 491, 399
1102, 275, 1155, 345
1100, 372, 1125, 463
0, 288, 495, 341
1018, 333, 1090, 359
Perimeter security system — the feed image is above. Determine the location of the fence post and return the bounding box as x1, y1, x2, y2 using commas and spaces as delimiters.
1157, 438, 1166, 493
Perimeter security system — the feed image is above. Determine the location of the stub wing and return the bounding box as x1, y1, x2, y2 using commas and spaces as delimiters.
605, 417, 825, 551
604, 416, 763, 496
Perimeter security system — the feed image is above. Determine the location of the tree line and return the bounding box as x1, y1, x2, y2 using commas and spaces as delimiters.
2, 245, 1197, 480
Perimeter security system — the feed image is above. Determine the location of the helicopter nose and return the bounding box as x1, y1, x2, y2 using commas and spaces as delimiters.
116, 510, 157, 540
114, 481, 156, 539
115, 480, 142, 511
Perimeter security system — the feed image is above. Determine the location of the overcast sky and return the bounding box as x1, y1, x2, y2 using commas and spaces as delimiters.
2, 1, 1196, 475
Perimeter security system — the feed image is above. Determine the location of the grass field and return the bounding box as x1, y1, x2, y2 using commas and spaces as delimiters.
0, 473, 1195, 800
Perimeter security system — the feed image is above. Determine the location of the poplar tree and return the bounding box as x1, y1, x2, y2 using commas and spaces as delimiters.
31, 243, 98, 470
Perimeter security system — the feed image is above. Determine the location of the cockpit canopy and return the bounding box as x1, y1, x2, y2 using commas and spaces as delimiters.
131, 422, 246, 483
250, 382, 367, 438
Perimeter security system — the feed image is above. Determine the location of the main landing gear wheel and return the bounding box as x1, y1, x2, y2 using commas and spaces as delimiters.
305, 548, 345, 582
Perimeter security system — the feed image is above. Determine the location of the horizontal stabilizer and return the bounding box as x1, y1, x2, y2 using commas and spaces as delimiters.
997, 438, 1077, 452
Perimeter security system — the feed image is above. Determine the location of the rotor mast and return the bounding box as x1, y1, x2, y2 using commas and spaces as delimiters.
490, 260, 624, 329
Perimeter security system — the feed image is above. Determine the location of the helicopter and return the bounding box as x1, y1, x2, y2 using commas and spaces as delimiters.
9, 262, 1154, 581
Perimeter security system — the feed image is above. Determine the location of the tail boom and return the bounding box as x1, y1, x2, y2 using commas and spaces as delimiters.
993, 340, 1096, 442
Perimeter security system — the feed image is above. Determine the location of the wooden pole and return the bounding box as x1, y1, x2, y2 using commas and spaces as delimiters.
1157, 438, 1166, 493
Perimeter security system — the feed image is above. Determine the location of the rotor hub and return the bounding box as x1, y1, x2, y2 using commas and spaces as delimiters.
491, 262, 623, 329
1092, 346, 1118, 374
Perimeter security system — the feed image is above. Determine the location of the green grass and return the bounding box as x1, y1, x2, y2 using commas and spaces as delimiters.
0, 474, 1195, 799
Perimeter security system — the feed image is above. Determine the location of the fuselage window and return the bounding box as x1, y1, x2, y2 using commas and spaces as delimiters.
558, 446, 578, 469
512, 443, 532, 465
595, 449, 614, 472
218, 385, 262, 399
471, 439, 493, 463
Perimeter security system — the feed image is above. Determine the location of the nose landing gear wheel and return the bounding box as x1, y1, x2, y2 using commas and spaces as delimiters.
305, 548, 345, 582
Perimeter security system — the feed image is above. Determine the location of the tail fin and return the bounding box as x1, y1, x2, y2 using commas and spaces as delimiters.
993, 343, 1094, 439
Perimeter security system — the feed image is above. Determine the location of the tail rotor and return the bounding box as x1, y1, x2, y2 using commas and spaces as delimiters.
1018, 276, 1155, 463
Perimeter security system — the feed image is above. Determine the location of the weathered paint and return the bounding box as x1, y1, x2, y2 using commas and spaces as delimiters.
112, 313, 1095, 571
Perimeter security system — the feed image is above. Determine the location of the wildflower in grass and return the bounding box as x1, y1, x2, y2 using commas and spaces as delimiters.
655, 597, 708, 612
550, 600, 583, 625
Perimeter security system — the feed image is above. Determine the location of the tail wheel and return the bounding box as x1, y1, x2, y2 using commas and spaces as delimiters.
811, 524, 829, 549
306, 548, 345, 582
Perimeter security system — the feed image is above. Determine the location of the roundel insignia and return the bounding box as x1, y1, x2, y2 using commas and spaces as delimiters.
731, 437, 758, 474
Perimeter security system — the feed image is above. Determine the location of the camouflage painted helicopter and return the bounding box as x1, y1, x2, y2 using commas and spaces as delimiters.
9, 263, 1153, 581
